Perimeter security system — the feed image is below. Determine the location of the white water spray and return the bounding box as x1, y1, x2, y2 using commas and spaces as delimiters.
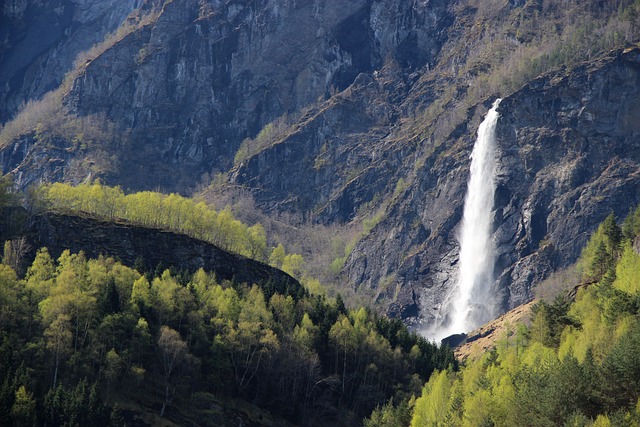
433, 99, 502, 341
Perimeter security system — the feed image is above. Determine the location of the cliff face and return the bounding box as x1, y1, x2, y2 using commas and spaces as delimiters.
0, 0, 142, 123
57, 0, 448, 191
494, 48, 640, 307
229, 68, 412, 223
349, 47, 640, 327
228, 47, 640, 330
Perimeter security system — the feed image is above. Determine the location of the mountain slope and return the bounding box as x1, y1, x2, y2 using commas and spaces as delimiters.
1, 0, 640, 334
229, 47, 640, 331
1, 0, 450, 191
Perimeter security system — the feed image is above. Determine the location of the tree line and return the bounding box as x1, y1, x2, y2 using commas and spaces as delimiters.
29, 182, 314, 274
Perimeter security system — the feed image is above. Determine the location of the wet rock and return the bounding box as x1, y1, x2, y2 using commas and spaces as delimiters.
441, 333, 466, 348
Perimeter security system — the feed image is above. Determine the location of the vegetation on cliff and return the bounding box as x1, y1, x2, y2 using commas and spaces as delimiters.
0, 180, 455, 425
28, 181, 331, 296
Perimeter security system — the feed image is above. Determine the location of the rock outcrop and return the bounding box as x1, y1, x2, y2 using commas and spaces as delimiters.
26, 212, 301, 292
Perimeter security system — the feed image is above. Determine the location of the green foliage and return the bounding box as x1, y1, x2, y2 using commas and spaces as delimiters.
42, 380, 109, 426
365, 398, 413, 427
2, 237, 29, 276
11, 386, 35, 427
0, 249, 454, 425
411, 369, 458, 426
393, 178, 409, 198
577, 214, 622, 283
234, 116, 293, 164
613, 242, 640, 295
530, 296, 580, 348
268, 244, 286, 269
281, 253, 304, 278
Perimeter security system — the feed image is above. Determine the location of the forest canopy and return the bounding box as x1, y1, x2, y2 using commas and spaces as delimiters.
0, 247, 455, 426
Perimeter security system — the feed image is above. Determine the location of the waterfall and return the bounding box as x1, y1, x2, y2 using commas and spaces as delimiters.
432, 99, 502, 341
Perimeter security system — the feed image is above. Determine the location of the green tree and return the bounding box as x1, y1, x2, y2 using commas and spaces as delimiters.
104, 348, 123, 394
11, 386, 36, 427
282, 253, 304, 279
411, 370, 454, 427
269, 244, 286, 269
157, 326, 185, 417
294, 313, 319, 350
329, 315, 357, 399
157, 326, 198, 417
226, 286, 279, 391
602, 213, 622, 255
0, 263, 19, 329
25, 248, 55, 298
613, 242, 640, 294
365, 398, 412, 427
44, 314, 73, 389
247, 224, 267, 262
622, 206, 640, 241
2, 238, 29, 274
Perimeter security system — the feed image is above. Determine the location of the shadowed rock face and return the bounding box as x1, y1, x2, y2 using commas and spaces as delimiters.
27, 212, 301, 292
0, 0, 143, 123
60, 0, 449, 191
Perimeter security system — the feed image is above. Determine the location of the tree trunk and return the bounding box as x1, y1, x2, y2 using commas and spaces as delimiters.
53, 352, 59, 389
160, 385, 170, 417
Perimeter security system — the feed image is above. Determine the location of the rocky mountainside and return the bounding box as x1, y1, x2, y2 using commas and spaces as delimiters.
1, 0, 450, 191
233, 45, 640, 332
0, 0, 143, 123
359, 47, 640, 331
1, 0, 640, 334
